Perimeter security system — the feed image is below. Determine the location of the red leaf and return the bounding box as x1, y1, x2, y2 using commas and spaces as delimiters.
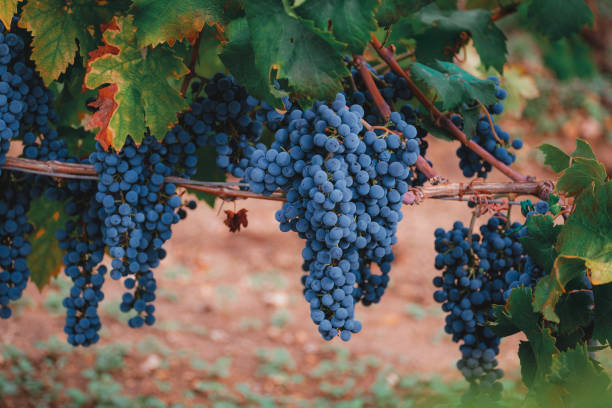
224, 208, 248, 233
87, 84, 118, 150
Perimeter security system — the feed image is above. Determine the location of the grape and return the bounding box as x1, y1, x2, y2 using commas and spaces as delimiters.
89, 134, 188, 328
0, 21, 69, 319
244, 93, 419, 340
454, 78, 522, 178
342, 62, 431, 187
432, 214, 544, 392
181, 73, 265, 178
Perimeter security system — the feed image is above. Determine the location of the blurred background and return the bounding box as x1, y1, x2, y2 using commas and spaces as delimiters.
2, 1, 612, 407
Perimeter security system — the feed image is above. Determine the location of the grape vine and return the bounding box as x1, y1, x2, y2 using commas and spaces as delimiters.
0, 2, 608, 406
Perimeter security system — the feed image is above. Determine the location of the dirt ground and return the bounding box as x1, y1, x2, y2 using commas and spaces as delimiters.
0, 132, 608, 407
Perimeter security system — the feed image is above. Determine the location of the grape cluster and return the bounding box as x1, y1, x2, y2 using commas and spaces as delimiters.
0, 25, 29, 174
244, 93, 418, 340
343, 65, 431, 187
89, 135, 187, 328
49, 178, 106, 346
0, 20, 71, 319
184, 73, 264, 178
432, 214, 541, 392
0, 171, 40, 319
454, 77, 523, 178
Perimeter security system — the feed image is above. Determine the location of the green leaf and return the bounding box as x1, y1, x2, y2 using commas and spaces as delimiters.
555, 327, 586, 352
392, 4, 507, 72
26, 197, 69, 290
571, 138, 596, 160
548, 345, 612, 405
132, 0, 225, 47
555, 292, 593, 334
525, 0, 593, 41
410, 61, 497, 111
518, 341, 537, 387
538, 143, 570, 173
556, 157, 607, 198
374, 0, 435, 26
191, 145, 226, 207
19, 0, 130, 84
218, 18, 286, 107
541, 34, 596, 80
556, 181, 612, 284
59, 126, 97, 158
519, 214, 561, 272
459, 103, 480, 140
593, 282, 612, 345
0, 0, 18, 29
419, 114, 454, 141
490, 288, 558, 380
243, 0, 349, 103
51, 62, 96, 129
85, 16, 189, 149
490, 304, 520, 337
295, 0, 378, 54
533, 256, 586, 322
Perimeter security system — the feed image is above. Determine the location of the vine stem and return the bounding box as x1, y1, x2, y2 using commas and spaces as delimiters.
1, 157, 552, 204
353, 54, 391, 120
179, 31, 203, 97
354, 54, 442, 183
372, 50, 413, 72
369, 35, 529, 183
491, 3, 520, 22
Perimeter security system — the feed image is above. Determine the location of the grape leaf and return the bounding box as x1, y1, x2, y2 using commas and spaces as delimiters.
132, 0, 225, 47
243, 0, 349, 103
51, 62, 96, 129
548, 345, 612, 405
375, 0, 434, 26
59, 126, 97, 158
541, 34, 596, 80
555, 292, 593, 334
0, 0, 18, 29
520, 214, 561, 272
19, 0, 130, 84
410, 61, 497, 111
525, 0, 593, 41
392, 4, 507, 72
419, 114, 454, 141
539, 143, 570, 173
490, 287, 558, 380
518, 341, 537, 387
218, 18, 286, 108
556, 181, 612, 285
85, 16, 189, 149
593, 282, 612, 346
294, 0, 378, 54
571, 138, 596, 160
556, 157, 607, 198
533, 256, 586, 322
26, 196, 69, 290
459, 103, 480, 140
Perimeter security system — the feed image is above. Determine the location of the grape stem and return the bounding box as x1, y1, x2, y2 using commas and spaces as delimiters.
180, 31, 204, 97
2, 156, 552, 204
370, 35, 530, 183
353, 54, 442, 183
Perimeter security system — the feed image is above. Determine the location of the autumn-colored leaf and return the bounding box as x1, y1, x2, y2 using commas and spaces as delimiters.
86, 84, 118, 150
0, 0, 18, 30
85, 16, 189, 149
19, 0, 129, 84
224, 209, 248, 233
132, 0, 226, 47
